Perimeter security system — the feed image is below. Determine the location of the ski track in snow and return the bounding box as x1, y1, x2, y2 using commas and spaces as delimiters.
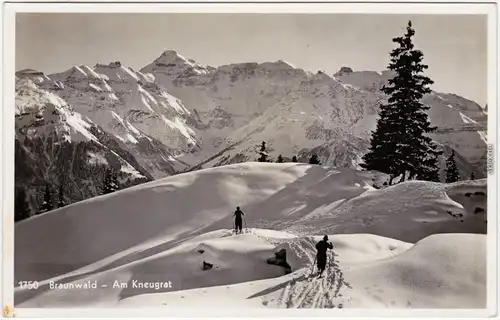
279, 242, 349, 308
14, 164, 487, 309
244, 230, 351, 309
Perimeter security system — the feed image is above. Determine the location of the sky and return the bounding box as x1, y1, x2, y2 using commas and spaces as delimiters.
16, 13, 487, 106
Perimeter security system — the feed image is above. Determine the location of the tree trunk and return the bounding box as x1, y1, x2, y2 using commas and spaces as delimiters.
400, 171, 406, 183
407, 170, 414, 180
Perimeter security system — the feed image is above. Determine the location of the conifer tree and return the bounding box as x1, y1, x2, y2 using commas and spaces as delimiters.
470, 172, 475, 180
360, 20, 442, 183
58, 183, 66, 208
420, 158, 441, 182
103, 168, 120, 194
111, 172, 119, 192
309, 154, 321, 165
102, 169, 114, 194
276, 155, 284, 163
15, 188, 31, 222
291, 156, 298, 163
258, 141, 268, 162
39, 184, 54, 214
445, 150, 460, 183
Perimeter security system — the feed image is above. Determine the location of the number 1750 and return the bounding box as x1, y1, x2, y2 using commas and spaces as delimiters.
17, 281, 39, 290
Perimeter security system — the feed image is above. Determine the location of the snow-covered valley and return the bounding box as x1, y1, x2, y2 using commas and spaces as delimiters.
15, 163, 487, 308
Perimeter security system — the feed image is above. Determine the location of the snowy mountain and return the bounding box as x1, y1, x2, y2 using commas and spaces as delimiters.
15, 76, 150, 212
141, 51, 382, 168
14, 163, 487, 308
15, 50, 487, 212
141, 50, 487, 177
15, 61, 207, 211
30, 61, 200, 177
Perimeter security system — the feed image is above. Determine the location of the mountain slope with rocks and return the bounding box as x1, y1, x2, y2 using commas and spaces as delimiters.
140, 50, 487, 177
14, 76, 151, 214
19, 61, 201, 178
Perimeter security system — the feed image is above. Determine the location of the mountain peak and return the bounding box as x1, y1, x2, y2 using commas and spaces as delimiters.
16, 68, 44, 76
155, 49, 197, 66
275, 60, 296, 68
48, 65, 103, 82
108, 61, 122, 68
336, 66, 354, 75
16, 69, 52, 84
160, 49, 181, 58
141, 49, 210, 76
94, 61, 123, 69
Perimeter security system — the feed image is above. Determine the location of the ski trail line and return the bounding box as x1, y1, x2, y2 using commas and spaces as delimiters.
275, 241, 350, 308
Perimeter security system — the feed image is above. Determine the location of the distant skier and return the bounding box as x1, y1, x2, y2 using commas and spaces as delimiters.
233, 206, 245, 234
315, 235, 333, 276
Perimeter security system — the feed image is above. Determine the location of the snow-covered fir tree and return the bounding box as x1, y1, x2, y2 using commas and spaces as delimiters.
309, 154, 321, 165
102, 168, 119, 195
445, 150, 460, 183
58, 183, 66, 208
276, 155, 284, 163
420, 162, 441, 182
361, 20, 442, 184
15, 187, 31, 222
38, 184, 54, 214
258, 141, 269, 162
111, 173, 120, 192
102, 169, 112, 194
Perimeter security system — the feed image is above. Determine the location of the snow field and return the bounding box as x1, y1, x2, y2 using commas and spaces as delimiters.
14, 163, 487, 308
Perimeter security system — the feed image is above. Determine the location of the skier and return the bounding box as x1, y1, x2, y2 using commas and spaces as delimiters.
233, 206, 245, 234
315, 235, 333, 276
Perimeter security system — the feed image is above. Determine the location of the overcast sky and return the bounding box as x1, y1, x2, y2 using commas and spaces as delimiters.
16, 13, 487, 106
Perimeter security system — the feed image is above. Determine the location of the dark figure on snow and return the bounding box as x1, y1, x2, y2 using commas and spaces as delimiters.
315, 235, 333, 275
234, 206, 245, 234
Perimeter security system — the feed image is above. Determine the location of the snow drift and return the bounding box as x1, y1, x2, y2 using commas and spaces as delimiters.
126, 233, 484, 309
15, 163, 487, 308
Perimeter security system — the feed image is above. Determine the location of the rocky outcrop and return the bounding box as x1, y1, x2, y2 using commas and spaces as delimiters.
267, 249, 292, 274
202, 261, 214, 270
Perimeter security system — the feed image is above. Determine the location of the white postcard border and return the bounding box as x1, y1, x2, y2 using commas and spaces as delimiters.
1, 1, 498, 319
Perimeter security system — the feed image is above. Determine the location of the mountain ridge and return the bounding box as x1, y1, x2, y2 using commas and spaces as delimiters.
138, 50, 486, 174
14, 49, 488, 214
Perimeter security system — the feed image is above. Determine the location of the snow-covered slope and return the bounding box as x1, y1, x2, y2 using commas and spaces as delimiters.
113, 233, 485, 309
141, 51, 486, 177
15, 163, 487, 308
14, 77, 150, 212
